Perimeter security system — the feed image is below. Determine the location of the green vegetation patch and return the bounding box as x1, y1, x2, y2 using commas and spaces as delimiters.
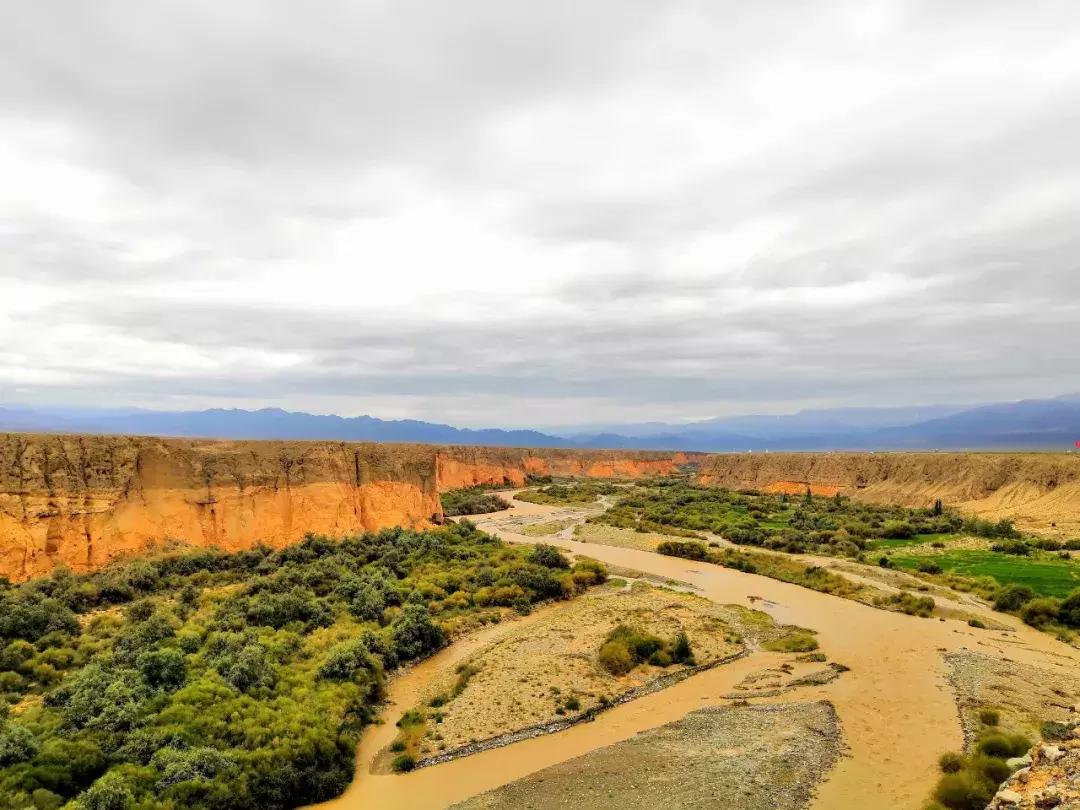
0, 525, 603, 809
592, 482, 966, 557
441, 486, 511, 516
888, 549, 1080, 598
597, 624, 695, 674
515, 482, 621, 506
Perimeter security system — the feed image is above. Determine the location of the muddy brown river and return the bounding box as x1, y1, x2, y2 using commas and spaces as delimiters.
312, 493, 1080, 810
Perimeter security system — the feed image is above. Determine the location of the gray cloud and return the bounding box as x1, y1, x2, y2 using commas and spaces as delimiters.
2, 0, 1080, 426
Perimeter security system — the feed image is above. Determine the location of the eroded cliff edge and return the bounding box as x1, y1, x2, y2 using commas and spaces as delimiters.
697, 452, 1080, 536
0, 434, 695, 581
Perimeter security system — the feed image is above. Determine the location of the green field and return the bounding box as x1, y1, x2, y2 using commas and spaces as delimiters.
889, 549, 1080, 597
867, 532, 955, 550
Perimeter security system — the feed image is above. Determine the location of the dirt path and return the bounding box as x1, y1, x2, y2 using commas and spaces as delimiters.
313, 493, 1080, 810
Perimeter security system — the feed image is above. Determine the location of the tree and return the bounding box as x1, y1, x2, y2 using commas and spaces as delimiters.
220, 643, 275, 692
80, 771, 134, 810
0, 722, 38, 766
391, 604, 445, 661
529, 544, 570, 570
137, 648, 187, 691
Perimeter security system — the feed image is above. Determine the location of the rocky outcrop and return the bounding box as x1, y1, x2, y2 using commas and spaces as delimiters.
988, 722, 1080, 809
0, 434, 699, 582
697, 452, 1080, 536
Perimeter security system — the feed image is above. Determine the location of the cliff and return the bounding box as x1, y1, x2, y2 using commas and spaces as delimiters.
0, 434, 696, 582
696, 452, 1080, 536
5, 435, 1077, 583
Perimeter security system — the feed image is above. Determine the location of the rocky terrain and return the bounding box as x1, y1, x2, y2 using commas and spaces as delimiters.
988, 721, 1080, 809
451, 701, 842, 810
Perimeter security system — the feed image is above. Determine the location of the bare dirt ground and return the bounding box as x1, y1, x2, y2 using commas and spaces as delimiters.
376, 580, 828, 768
571, 522, 668, 552
945, 650, 1080, 745
452, 701, 842, 810
394, 581, 746, 759
311, 490, 1080, 810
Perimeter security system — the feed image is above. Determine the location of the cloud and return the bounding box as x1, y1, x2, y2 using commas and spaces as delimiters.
2, 0, 1080, 426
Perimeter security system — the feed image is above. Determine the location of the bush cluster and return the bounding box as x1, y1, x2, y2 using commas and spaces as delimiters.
515, 482, 621, 506
0, 523, 606, 809
597, 624, 695, 675
440, 486, 511, 517
592, 484, 965, 558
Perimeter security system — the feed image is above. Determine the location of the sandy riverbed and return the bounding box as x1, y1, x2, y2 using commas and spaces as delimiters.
312, 491, 1080, 810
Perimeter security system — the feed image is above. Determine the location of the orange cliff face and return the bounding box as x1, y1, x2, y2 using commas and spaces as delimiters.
434, 447, 694, 489
0, 434, 699, 582
0, 434, 443, 583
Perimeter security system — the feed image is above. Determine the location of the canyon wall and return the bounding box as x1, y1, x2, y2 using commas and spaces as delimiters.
697, 452, 1080, 536
5, 434, 1077, 582
0, 434, 697, 582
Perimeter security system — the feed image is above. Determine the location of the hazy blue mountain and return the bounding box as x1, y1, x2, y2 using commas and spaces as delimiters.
0, 406, 569, 448
2, 396, 1078, 451
867, 396, 1080, 449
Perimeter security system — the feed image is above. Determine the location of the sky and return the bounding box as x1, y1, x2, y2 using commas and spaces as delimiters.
2, 1, 1079, 428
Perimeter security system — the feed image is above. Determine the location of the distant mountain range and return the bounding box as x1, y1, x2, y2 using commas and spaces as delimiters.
2, 395, 1079, 451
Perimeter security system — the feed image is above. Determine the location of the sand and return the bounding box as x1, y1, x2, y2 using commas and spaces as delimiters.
310, 491, 1080, 810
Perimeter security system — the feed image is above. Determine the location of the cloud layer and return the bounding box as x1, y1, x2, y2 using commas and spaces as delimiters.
3, 0, 1079, 426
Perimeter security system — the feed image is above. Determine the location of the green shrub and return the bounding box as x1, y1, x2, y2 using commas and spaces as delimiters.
976, 732, 1030, 758
597, 624, 693, 674
883, 520, 916, 539
1041, 720, 1071, 741
933, 770, 994, 810
938, 751, 964, 773
764, 629, 819, 653
1020, 597, 1060, 628
656, 541, 709, 561
530, 544, 570, 570
440, 489, 511, 517
969, 754, 1010, 784
80, 771, 135, 810
1058, 589, 1080, 628
391, 753, 417, 772
0, 723, 38, 766
993, 584, 1036, 612
598, 639, 635, 675
978, 708, 999, 727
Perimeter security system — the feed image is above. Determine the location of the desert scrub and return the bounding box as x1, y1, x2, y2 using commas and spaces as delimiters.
928, 730, 1031, 810
657, 541, 867, 600
763, 627, 819, 653
515, 482, 621, 505
873, 591, 935, 617
593, 482, 965, 556
441, 486, 511, 516
0, 523, 607, 810
598, 624, 695, 675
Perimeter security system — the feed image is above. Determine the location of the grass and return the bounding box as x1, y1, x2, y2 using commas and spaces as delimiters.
866, 532, 955, 550
520, 521, 571, 537
889, 549, 1080, 598
763, 628, 819, 653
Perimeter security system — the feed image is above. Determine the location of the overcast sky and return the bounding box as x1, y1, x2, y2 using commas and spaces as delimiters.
2, 1, 1079, 427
